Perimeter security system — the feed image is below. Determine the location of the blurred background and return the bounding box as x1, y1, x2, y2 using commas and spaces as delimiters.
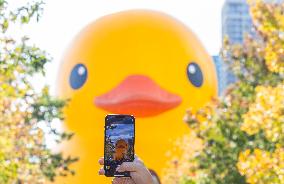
2, 0, 284, 183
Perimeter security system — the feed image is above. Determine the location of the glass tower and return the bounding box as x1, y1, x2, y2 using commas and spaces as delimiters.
222, 0, 254, 44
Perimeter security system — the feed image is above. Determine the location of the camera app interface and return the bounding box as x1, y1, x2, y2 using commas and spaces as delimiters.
105, 116, 134, 176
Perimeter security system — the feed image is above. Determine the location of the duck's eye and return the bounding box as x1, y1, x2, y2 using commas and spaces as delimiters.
187, 62, 203, 87
69, 63, 88, 89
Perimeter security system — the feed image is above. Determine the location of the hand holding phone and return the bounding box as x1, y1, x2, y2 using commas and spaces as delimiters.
104, 114, 135, 177
99, 156, 155, 184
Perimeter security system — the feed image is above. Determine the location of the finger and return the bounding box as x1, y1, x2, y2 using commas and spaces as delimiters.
133, 155, 145, 166
116, 162, 140, 172
98, 157, 104, 165
112, 178, 135, 184
112, 178, 123, 184
134, 156, 145, 165
98, 167, 105, 175
112, 178, 119, 184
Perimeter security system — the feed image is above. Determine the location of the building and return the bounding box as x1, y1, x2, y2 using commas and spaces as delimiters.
213, 56, 224, 95
212, 56, 232, 95
217, 0, 251, 95
217, 0, 283, 95
222, 0, 254, 44
222, 0, 282, 44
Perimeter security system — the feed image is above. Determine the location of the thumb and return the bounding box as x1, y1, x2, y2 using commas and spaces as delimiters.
116, 162, 140, 172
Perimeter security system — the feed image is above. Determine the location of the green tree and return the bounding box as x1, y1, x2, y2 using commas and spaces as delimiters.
0, 0, 77, 183
163, 0, 284, 183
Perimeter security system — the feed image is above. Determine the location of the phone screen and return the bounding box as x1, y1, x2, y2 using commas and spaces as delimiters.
104, 115, 135, 177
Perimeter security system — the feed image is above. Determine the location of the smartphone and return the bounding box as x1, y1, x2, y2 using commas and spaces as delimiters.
104, 114, 135, 177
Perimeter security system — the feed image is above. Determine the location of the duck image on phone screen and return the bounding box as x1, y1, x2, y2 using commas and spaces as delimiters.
104, 115, 135, 177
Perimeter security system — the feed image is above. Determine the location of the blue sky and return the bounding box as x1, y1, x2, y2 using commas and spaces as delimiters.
106, 124, 134, 142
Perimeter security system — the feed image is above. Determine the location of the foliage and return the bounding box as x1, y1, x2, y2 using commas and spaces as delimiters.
237, 146, 284, 183
162, 0, 284, 183
241, 84, 284, 143
0, 1, 77, 183
161, 133, 203, 184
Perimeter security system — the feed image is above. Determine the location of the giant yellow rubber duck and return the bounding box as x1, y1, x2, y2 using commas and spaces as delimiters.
56, 10, 217, 183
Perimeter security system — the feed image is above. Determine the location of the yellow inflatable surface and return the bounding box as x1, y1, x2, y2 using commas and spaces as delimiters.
56, 10, 217, 183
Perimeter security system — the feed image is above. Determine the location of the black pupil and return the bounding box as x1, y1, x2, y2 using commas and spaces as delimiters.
187, 62, 203, 87
69, 64, 87, 89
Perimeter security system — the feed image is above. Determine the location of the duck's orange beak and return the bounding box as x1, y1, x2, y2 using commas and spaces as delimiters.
94, 75, 182, 117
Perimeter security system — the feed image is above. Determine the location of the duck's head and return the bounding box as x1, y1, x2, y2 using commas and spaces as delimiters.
58, 10, 217, 119
56, 10, 217, 183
